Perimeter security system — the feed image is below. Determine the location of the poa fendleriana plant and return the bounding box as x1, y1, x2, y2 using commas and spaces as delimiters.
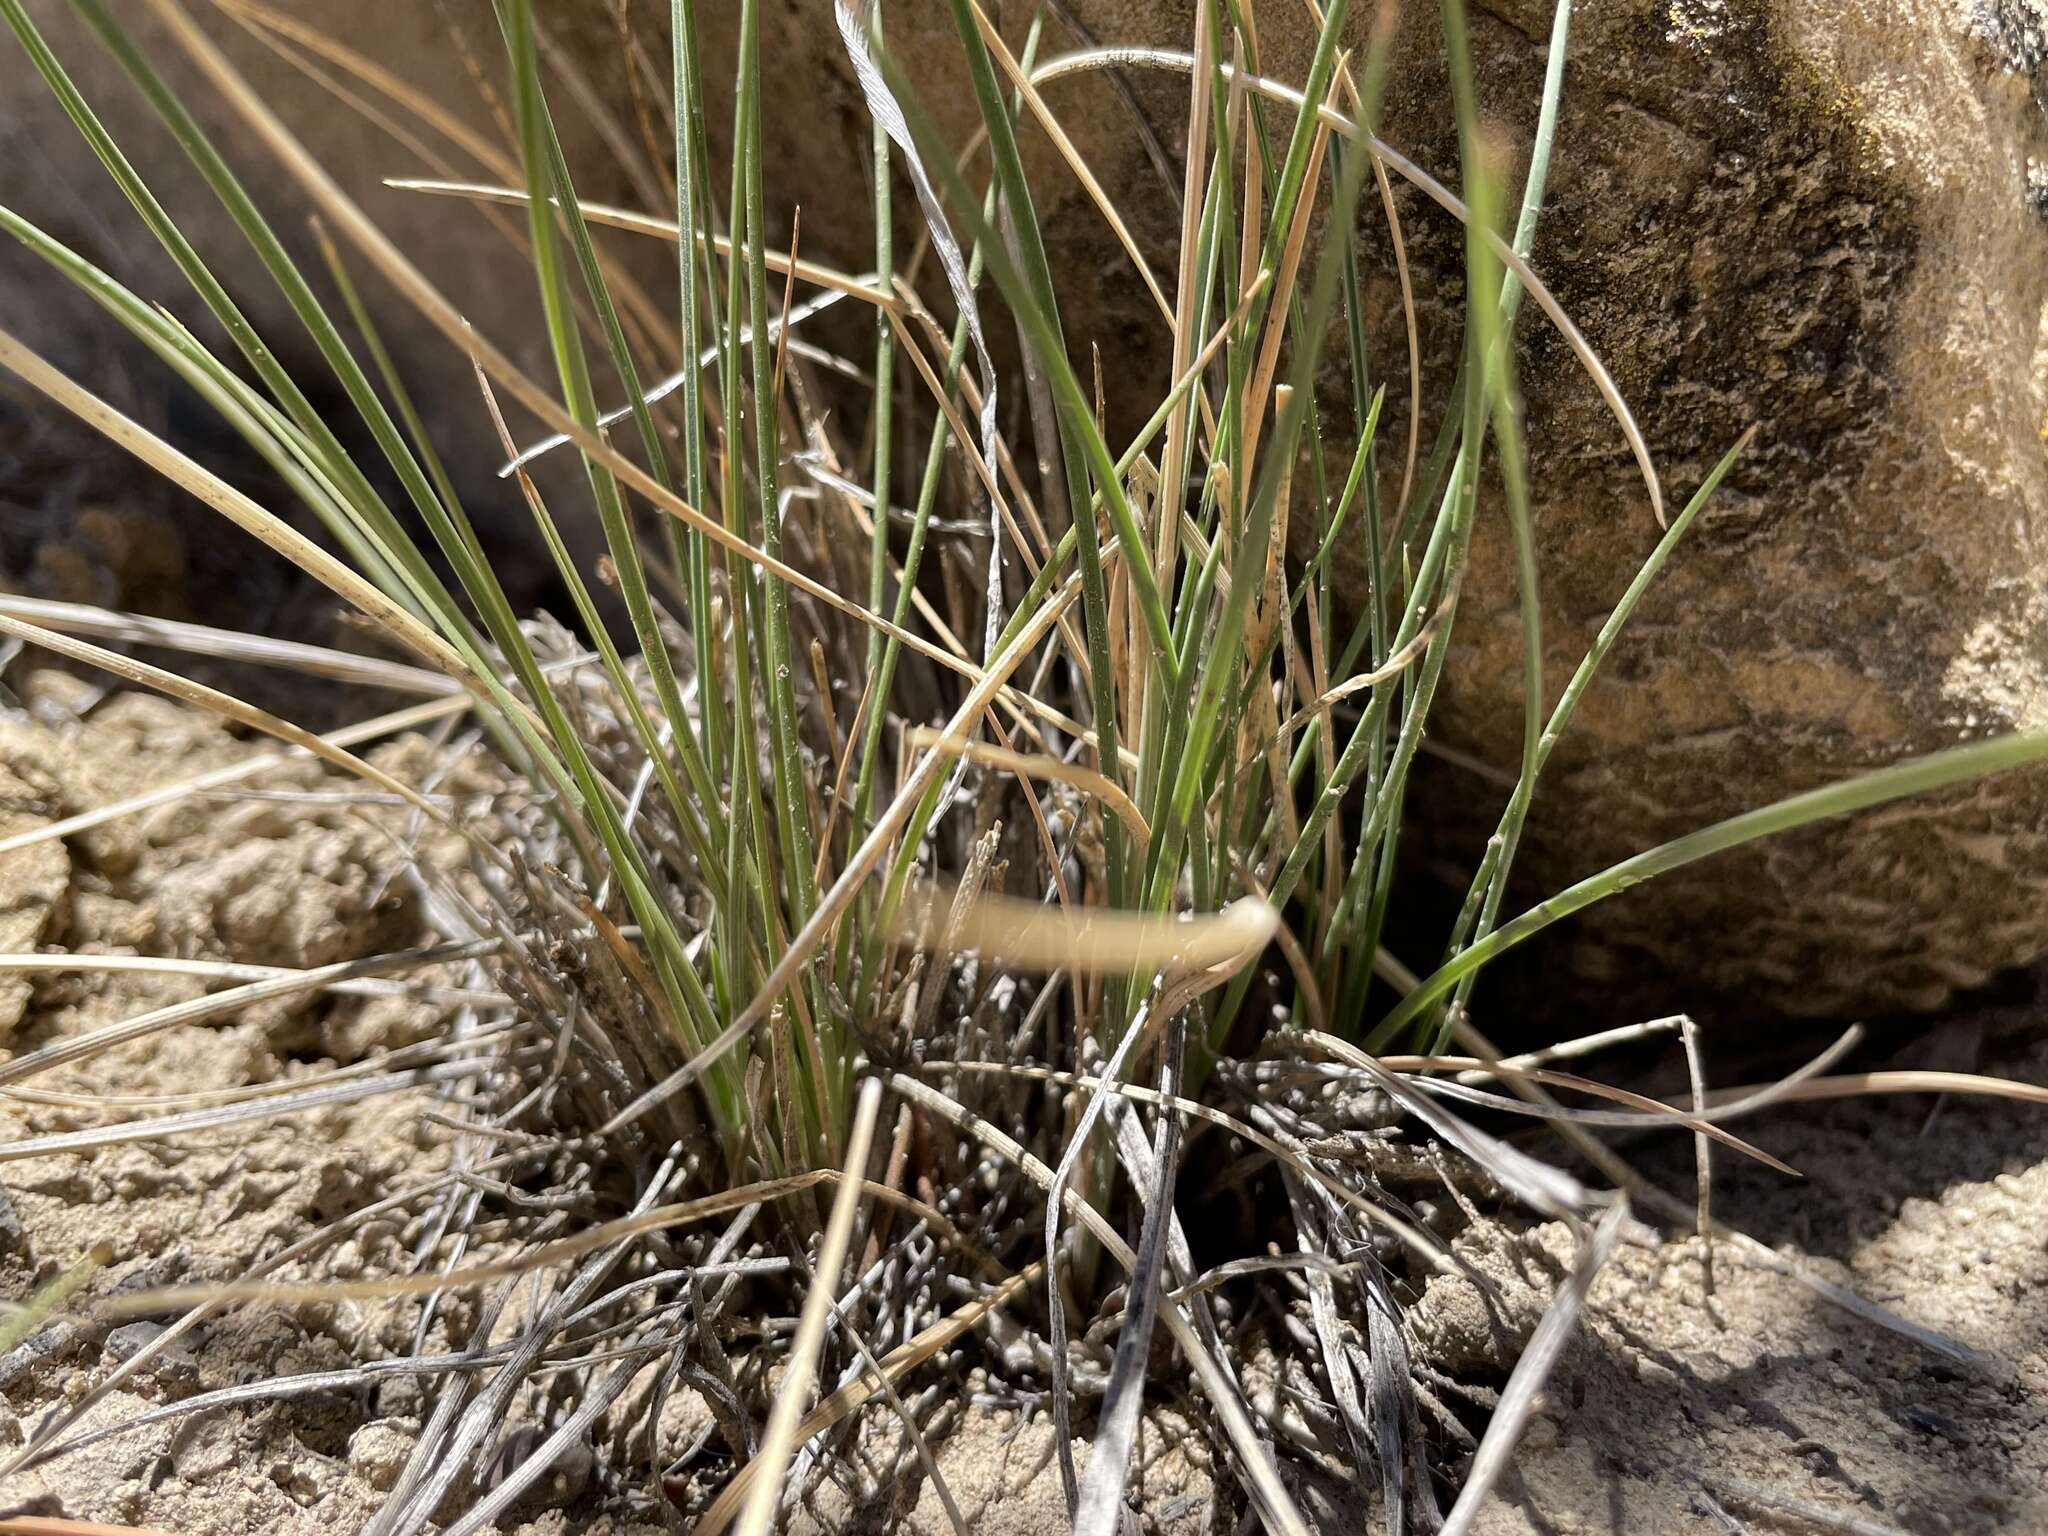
2, 0, 2045, 1530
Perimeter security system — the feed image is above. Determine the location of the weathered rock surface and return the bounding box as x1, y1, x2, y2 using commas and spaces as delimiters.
5, 0, 2048, 1014
1411, 0, 2048, 1014
0, 752, 69, 1037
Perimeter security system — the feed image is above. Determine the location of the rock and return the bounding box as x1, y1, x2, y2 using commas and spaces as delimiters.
0, 748, 70, 1038
99, 1320, 198, 1385
787, 0, 2048, 1014
101, 1321, 167, 1363
5, 0, 2048, 1012
0, 1184, 28, 1264
0, 0, 658, 625
1399, 0, 2048, 1015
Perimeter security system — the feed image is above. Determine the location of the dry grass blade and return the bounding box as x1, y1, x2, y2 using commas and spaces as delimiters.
0, 1066, 474, 1161
93, 1171, 947, 1316
1, 1026, 509, 1113
834, 0, 1002, 565
697, 1262, 1046, 1531
715, 1077, 884, 1536
1444, 1016, 1684, 1083
0, 952, 505, 1009
1692, 1069, 2048, 1111
1282, 1178, 1375, 1522
890, 889, 1277, 974
0, 327, 474, 682
0, 612, 463, 838
907, 724, 1148, 842
210, 0, 516, 177
501, 281, 859, 474
439, 1354, 646, 1536
889, 1072, 1314, 1536
1519, 1024, 1866, 1129
1371, 152, 1422, 519
1680, 1016, 1715, 1292
0, 595, 458, 693
1705, 1477, 1917, 1536
1300, 1031, 1600, 1220
1273, 599, 1449, 742
1367, 1061, 1798, 1175
0, 689, 500, 859
1151, 0, 1212, 602
965, 0, 1172, 325
0, 940, 496, 1088
1403, 1028, 1986, 1366
380, 178, 892, 301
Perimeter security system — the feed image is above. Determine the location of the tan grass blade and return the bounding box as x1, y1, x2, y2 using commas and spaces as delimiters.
0, 327, 475, 684
212, 0, 675, 358
1241, 85, 1338, 490
0, 689, 507, 860
889, 889, 1276, 976
0, 941, 497, 1088
903, 725, 1150, 846
382, 177, 893, 304
1372, 152, 1422, 519
719, 1078, 885, 1536
0, 952, 503, 1007
965, 0, 1172, 325
1356, 1055, 1797, 1174
212, 0, 516, 177
0, 595, 456, 694
0, 612, 461, 833
1694, 1070, 2048, 1111
1150, 0, 1213, 605
1273, 596, 1451, 741
95, 1168, 968, 1317
695, 1261, 1046, 1532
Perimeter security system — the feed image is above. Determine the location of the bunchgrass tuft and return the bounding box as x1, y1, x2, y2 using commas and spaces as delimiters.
4, 0, 2048, 1529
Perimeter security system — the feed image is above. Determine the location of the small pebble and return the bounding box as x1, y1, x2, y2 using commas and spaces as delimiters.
103, 1322, 166, 1364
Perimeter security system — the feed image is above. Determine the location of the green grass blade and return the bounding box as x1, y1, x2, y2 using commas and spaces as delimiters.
1424, 426, 1755, 1047
1378, 726, 2048, 1043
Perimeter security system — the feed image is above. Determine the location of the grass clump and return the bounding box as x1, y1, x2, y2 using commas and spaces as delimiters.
3, 0, 2047, 1531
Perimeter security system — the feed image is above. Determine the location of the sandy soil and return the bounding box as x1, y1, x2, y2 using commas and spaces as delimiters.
0, 683, 483, 1532
0, 688, 2043, 1533
1415, 1028, 2048, 1535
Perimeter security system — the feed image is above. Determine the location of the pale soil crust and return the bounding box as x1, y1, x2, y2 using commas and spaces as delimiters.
1425, 1026, 2048, 1536
0, 689, 2041, 1534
